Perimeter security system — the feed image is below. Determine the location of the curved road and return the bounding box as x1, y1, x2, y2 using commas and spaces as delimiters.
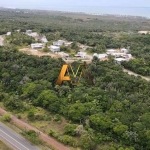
0, 121, 40, 150
123, 68, 150, 81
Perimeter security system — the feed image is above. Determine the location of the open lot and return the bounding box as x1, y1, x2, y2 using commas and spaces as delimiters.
19, 48, 60, 58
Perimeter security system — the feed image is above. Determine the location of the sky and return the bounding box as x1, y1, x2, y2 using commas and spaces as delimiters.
0, 0, 150, 9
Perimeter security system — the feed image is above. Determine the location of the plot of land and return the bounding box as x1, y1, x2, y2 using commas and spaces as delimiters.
19, 48, 60, 58
19, 48, 92, 64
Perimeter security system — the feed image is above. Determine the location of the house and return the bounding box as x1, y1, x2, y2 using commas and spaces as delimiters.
26, 30, 32, 34
28, 32, 38, 37
106, 49, 117, 55
93, 53, 108, 61
16, 29, 20, 32
53, 40, 65, 46
64, 42, 72, 46
121, 48, 128, 54
58, 52, 69, 58
112, 53, 126, 58
31, 43, 43, 49
94, 53, 107, 58
6, 32, 11, 36
123, 54, 133, 60
40, 36, 48, 43
138, 31, 150, 35
75, 52, 86, 58
26, 30, 38, 38
49, 45, 60, 53
114, 58, 126, 65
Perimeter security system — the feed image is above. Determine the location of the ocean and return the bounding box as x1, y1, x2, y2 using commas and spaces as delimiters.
28, 6, 150, 19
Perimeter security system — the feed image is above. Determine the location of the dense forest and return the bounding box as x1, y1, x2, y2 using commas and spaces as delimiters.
0, 47, 150, 150
0, 8, 150, 150
0, 9, 150, 76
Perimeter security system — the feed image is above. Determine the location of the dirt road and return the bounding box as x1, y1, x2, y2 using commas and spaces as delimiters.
0, 107, 70, 150
0, 35, 4, 46
123, 68, 150, 81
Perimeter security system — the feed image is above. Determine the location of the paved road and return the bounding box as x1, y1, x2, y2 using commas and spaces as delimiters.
0, 121, 40, 150
0, 107, 70, 150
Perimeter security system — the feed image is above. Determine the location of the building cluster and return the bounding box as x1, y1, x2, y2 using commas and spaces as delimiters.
93, 48, 133, 64
26, 30, 48, 49
6, 29, 133, 63
49, 40, 88, 59
109, 48, 133, 64
49, 40, 72, 53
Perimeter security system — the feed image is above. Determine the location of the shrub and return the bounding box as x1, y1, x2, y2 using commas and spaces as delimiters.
58, 135, 77, 147
53, 114, 62, 123
2, 113, 11, 122
64, 124, 77, 136
27, 110, 35, 120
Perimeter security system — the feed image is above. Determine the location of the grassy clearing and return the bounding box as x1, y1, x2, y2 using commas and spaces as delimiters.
0, 140, 12, 150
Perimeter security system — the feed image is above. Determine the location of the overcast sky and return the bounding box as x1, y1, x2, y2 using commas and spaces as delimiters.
0, 0, 150, 9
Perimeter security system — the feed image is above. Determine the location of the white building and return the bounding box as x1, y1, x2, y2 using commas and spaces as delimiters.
121, 48, 128, 54
6, 32, 11, 36
64, 42, 72, 46
106, 49, 117, 55
94, 53, 107, 58
138, 31, 150, 34
123, 54, 132, 60
28, 32, 38, 37
26, 30, 38, 38
41, 36, 48, 43
75, 52, 86, 58
26, 30, 32, 34
16, 29, 20, 32
58, 52, 69, 58
49, 45, 60, 53
93, 53, 108, 61
31, 43, 43, 49
114, 58, 127, 65
53, 40, 65, 46
112, 53, 126, 57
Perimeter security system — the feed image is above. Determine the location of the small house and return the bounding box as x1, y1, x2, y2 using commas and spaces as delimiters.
41, 36, 48, 43
121, 48, 128, 54
112, 53, 125, 58
49, 45, 60, 53
64, 42, 72, 46
138, 31, 150, 35
6, 32, 11, 36
58, 52, 69, 59
31, 43, 43, 49
106, 49, 117, 55
114, 58, 126, 65
53, 40, 65, 46
93, 53, 108, 61
75, 52, 86, 58
26, 30, 32, 34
